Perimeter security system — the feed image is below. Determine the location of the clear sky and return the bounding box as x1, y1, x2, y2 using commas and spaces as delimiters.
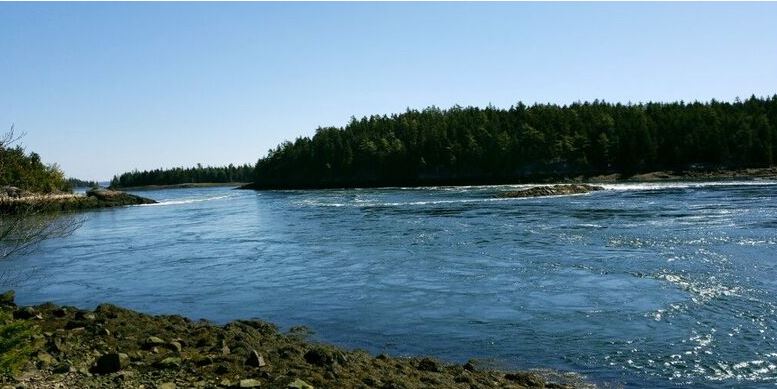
1, 2, 776, 180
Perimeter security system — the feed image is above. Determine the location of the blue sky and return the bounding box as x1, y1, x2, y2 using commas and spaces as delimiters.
1, 2, 776, 180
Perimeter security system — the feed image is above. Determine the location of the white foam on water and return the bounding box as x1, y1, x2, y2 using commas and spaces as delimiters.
656, 273, 740, 303
298, 192, 595, 208
600, 180, 777, 191
138, 195, 233, 207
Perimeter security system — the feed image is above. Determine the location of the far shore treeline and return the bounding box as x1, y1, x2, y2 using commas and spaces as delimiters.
246, 96, 777, 189
110, 164, 254, 188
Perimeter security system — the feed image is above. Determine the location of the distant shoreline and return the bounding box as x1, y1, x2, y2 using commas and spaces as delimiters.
586, 167, 777, 183
241, 167, 777, 190
110, 182, 248, 191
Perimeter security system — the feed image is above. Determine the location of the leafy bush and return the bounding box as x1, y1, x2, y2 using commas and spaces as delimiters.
0, 309, 38, 375
0, 130, 71, 193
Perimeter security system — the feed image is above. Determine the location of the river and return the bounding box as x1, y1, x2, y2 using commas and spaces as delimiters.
2, 181, 776, 387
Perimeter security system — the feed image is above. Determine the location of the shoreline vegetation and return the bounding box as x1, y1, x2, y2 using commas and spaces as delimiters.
0, 293, 584, 389
110, 165, 254, 189
248, 97, 777, 190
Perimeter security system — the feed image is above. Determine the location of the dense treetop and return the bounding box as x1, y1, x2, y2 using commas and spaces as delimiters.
250, 95, 777, 189
110, 164, 254, 188
0, 132, 70, 193
67, 178, 99, 188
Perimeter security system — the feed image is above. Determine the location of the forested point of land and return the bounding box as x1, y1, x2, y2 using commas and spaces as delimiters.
0, 136, 70, 193
248, 95, 777, 189
110, 164, 254, 188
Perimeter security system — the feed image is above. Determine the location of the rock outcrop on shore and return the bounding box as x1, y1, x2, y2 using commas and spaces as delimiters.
496, 184, 604, 198
0, 187, 156, 214
0, 294, 583, 388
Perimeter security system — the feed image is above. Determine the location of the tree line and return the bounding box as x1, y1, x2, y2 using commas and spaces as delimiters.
110, 164, 254, 188
0, 129, 70, 193
67, 178, 99, 188
250, 95, 777, 189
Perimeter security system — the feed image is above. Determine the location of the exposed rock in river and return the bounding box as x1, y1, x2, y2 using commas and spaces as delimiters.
497, 184, 604, 198
85, 188, 157, 206
0, 292, 588, 388
0, 187, 156, 214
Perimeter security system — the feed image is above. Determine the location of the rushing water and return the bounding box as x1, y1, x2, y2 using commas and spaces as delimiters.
2, 182, 777, 387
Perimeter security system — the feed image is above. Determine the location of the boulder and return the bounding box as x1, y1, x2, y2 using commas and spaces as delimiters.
86, 188, 157, 206
52, 361, 75, 374
0, 186, 29, 198
36, 351, 55, 366
167, 341, 182, 353
155, 357, 182, 369
237, 379, 261, 388
417, 357, 440, 372
91, 353, 128, 374
245, 350, 266, 368
144, 336, 166, 349
287, 379, 313, 389
13, 306, 40, 320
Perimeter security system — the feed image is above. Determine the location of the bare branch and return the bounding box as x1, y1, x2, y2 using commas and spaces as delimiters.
0, 207, 84, 260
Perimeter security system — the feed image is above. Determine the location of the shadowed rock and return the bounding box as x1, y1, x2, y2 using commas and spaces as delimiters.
497, 184, 604, 198
0, 187, 157, 213
86, 188, 157, 206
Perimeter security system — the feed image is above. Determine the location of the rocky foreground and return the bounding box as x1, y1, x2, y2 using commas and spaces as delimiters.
0, 292, 585, 389
496, 184, 604, 198
0, 187, 156, 214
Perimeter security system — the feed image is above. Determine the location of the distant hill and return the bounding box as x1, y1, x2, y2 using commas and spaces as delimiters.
248, 96, 777, 189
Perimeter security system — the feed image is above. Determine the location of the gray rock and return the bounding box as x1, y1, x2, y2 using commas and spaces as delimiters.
144, 336, 166, 349
0, 186, 29, 198
91, 353, 128, 374
52, 362, 74, 374
245, 350, 266, 367
287, 379, 313, 389
155, 357, 182, 369
86, 188, 157, 206
36, 351, 55, 366
237, 379, 261, 388
75, 311, 96, 321
167, 341, 182, 353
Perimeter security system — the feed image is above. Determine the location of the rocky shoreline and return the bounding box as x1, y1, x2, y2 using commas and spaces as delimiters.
586, 166, 777, 183
0, 292, 585, 389
0, 188, 156, 214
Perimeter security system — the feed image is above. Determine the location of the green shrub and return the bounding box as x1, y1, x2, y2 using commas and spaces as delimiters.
0, 309, 38, 375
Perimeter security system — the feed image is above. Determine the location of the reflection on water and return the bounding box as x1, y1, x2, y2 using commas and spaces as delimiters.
2, 181, 777, 388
